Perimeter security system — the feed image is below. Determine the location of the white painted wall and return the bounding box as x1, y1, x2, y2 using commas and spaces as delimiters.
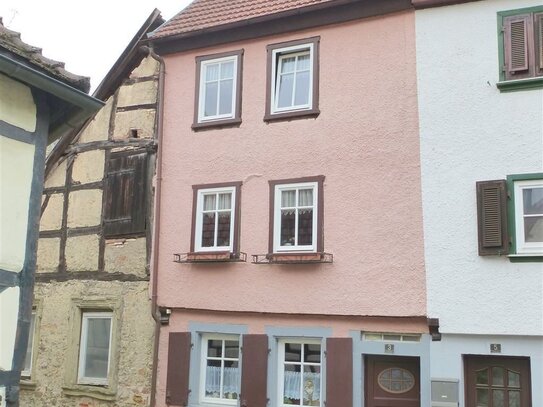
416, 0, 543, 335
431, 334, 543, 407
0, 287, 20, 371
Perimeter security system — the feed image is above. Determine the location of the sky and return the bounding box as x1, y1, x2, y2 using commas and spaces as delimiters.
0, 1, 192, 92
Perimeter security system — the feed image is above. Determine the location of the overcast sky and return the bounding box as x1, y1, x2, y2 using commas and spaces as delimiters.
0, 1, 192, 92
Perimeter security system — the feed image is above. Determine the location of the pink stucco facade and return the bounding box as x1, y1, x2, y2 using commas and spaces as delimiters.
155, 9, 426, 406
157, 11, 425, 316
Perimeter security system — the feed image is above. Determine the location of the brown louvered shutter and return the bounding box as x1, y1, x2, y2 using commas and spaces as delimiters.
476, 180, 509, 256
240, 334, 268, 407
325, 337, 353, 407
503, 14, 534, 80
166, 332, 191, 406
104, 150, 147, 237
535, 13, 543, 74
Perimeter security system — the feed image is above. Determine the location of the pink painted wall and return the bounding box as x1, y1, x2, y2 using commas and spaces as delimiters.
157, 11, 425, 317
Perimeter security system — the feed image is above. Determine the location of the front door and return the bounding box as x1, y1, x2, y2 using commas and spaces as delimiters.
464, 356, 531, 407
365, 355, 420, 407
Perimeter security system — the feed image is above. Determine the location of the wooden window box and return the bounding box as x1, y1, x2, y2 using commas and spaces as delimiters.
174, 252, 247, 263
252, 252, 333, 264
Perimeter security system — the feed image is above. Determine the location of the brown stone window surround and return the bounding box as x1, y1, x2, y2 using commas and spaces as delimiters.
265, 36, 320, 122
192, 49, 244, 131
189, 181, 243, 261
268, 176, 325, 261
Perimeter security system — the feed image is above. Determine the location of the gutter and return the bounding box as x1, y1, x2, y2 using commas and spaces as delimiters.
139, 45, 165, 407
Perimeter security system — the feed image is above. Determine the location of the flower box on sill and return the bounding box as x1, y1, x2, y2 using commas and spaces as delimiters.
252, 252, 333, 264
173, 251, 247, 263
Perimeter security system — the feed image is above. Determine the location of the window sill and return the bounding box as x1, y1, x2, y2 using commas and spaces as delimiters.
192, 117, 242, 131
62, 384, 116, 401
252, 252, 333, 264
20, 379, 37, 390
264, 108, 320, 123
174, 251, 247, 263
497, 76, 543, 92
508, 254, 543, 263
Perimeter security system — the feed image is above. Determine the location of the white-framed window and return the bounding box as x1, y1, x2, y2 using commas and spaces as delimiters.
198, 55, 239, 123
200, 334, 241, 404
513, 179, 543, 254
271, 43, 314, 114
77, 312, 113, 385
21, 311, 36, 378
273, 182, 318, 252
195, 186, 236, 252
278, 339, 322, 407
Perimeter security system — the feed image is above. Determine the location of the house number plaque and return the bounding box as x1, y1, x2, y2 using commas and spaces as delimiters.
384, 343, 394, 354
490, 344, 502, 353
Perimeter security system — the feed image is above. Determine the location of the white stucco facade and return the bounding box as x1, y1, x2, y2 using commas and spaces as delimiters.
416, 1, 543, 405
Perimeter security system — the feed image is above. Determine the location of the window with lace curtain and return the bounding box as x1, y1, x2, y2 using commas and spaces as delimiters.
272, 180, 322, 253
200, 334, 240, 404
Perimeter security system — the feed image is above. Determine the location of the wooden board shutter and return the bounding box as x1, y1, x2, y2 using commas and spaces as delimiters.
536, 13, 543, 73
476, 180, 509, 256
325, 337, 353, 407
503, 14, 534, 80
104, 151, 147, 237
166, 332, 191, 406
240, 334, 268, 407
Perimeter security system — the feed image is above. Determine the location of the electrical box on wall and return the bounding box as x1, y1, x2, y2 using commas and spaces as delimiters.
431, 379, 459, 407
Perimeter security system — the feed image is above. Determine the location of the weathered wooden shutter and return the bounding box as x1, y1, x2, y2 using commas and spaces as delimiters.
166, 332, 191, 406
240, 334, 268, 407
503, 14, 533, 80
476, 180, 509, 256
104, 150, 147, 237
536, 13, 543, 73
325, 337, 353, 407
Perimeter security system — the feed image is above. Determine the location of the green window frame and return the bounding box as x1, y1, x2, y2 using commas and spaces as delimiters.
497, 6, 543, 92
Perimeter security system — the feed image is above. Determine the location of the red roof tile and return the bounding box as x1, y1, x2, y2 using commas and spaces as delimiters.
151, 0, 336, 39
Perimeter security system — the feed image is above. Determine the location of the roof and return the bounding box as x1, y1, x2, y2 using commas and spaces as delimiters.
151, 0, 337, 39
0, 17, 90, 93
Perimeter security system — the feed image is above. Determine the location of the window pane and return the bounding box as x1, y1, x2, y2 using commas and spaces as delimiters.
284, 364, 302, 404
523, 187, 543, 215
218, 79, 233, 115
493, 389, 505, 407
217, 212, 231, 247
297, 54, 310, 71
206, 63, 219, 81
524, 217, 543, 242
304, 343, 320, 363
281, 56, 296, 73
224, 340, 239, 358
201, 213, 216, 247
298, 189, 313, 207
476, 369, 489, 385
218, 193, 232, 210
281, 209, 296, 246
205, 359, 221, 398
509, 390, 521, 407
23, 313, 35, 373
477, 388, 489, 406
221, 61, 235, 79
297, 208, 313, 246
492, 367, 504, 386
277, 73, 294, 108
303, 365, 320, 406
285, 343, 302, 362
203, 194, 217, 211
223, 360, 240, 399
294, 70, 310, 106
207, 339, 223, 357
83, 317, 111, 379
204, 82, 218, 117
281, 190, 296, 207
508, 370, 520, 388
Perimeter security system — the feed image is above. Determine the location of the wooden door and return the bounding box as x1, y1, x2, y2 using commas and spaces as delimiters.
365, 355, 420, 407
464, 356, 531, 407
